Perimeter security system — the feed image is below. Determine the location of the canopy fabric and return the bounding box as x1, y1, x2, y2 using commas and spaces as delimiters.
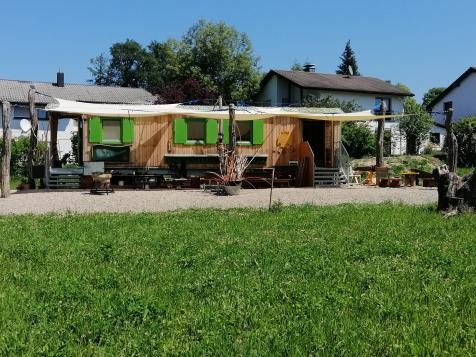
45, 98, 404, 122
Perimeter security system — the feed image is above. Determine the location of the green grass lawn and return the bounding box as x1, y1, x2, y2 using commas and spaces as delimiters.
0, 204, 475, 355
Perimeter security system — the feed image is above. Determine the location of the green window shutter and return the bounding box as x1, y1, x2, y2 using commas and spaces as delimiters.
89, 117, 102, 143
121, 118, 134, 144
222, 120, 229, 144
252, 120, 264, 145
205, 119, 218, 144
174, 118, 187, 144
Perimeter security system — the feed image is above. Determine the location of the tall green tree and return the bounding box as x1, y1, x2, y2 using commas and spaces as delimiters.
88, 20, 261, 103
399, 97, 433, 155
179, 19, 261, 102
291, 61, 303, 71
336, 40, 360, 76
422, 87, 446, 111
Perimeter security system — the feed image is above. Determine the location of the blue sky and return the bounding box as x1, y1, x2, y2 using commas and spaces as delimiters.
1, 0, 475, 102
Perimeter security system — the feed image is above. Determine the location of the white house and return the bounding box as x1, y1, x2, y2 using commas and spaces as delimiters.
427, 67, 476, 150
0, 73, 156, 159
256, 66, 414, 154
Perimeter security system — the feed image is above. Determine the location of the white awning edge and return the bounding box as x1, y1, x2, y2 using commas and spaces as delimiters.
45, 98, 405, 121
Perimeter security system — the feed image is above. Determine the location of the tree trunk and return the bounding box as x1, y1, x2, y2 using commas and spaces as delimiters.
1, 101, 12, 198
27, 86, 38, 186
445, 108, 457, 172
433, 165, 476, 213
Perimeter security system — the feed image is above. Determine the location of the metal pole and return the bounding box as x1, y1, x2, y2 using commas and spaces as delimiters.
268, 168, 275, 210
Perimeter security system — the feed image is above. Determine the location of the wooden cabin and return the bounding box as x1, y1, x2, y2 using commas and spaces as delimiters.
76, 113, 342, 186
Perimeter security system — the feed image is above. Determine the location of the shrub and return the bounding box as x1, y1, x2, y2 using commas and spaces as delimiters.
453, 116, 476, 167
342, 122, 375, 158
0, 136, 48, 177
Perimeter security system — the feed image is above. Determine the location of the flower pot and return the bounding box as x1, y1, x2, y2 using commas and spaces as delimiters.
224, 181, 242, 195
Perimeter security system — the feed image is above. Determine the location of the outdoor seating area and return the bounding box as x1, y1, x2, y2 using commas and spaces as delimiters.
351, 166, 436, 188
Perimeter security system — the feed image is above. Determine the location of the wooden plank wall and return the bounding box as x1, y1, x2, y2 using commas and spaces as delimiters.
84, 115, 305, 168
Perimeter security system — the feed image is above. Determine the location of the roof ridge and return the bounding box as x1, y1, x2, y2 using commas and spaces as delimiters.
272, 69, 388, 81
0, 78, 150, 91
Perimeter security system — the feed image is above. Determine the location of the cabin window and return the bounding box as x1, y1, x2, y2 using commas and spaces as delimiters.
173, 118, 264, 145
237, 121, 252, 143
102, 119, 121, 142
187, 119, 206, 143
88, 117, 134, 144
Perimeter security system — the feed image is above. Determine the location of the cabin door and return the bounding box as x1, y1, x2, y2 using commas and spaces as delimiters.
302, 120, 326, 167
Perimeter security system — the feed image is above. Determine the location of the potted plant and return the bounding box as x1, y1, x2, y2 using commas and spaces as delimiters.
17, 177, 31, 190
206, 154, 249, 195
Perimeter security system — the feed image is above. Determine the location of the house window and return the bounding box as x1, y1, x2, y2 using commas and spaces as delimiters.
102, 119, 121, 142
281, 97, 290, 106
430, 132, 441, 145
187, 119, 205, 143
237, 121, 252, 143
374, 97, 392, 114
444, 101, 453, 112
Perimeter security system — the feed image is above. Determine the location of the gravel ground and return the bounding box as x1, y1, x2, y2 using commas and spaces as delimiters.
0, 186, 437, 215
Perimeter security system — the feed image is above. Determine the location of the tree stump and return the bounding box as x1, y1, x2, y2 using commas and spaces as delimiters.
433, 165, 476, 213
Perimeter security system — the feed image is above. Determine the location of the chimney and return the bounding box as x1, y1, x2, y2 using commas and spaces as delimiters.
56, 71, 64, 87
303, 64, 316, 72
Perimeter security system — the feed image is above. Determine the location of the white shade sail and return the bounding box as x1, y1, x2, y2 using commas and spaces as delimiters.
45, 98, 404, 121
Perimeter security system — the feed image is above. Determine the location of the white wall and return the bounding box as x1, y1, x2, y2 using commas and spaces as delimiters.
430, 72, 476, 150
431, 72, 476, 125
0, 106, 77, 158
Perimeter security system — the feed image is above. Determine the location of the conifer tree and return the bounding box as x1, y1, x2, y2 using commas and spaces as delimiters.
336, 40, 360, 76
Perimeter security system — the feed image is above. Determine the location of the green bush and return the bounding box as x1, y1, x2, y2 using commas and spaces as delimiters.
0, 136, 48, 177
342, 122, 375, 158
453, 116, 476, 167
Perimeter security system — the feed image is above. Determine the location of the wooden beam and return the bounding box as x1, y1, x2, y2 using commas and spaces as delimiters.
49, 112, 60, 163
228, 104, 236, 155
27, 85, 38, 185
376, 101, 386, 167
445, 108, 458, 172
1, 101, 12, 198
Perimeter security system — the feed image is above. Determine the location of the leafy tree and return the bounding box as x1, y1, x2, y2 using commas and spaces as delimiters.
453, 116, 476, 167
88, 20, 261, 103
179, 19, 261, 102
87, 53, 111, 85
342, 122, 375, 158
336, 40, 360, 76
422, 87, 446, 111
291, 61, 303, 71
399, 97, 433, 154
301, 94, 360, 113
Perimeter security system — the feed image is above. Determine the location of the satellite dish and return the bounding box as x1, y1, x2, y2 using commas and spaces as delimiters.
20, 119, 32, 133
348, 65, 354, 76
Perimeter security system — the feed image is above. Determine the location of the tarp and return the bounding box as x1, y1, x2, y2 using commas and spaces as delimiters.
45, 98, 405, 121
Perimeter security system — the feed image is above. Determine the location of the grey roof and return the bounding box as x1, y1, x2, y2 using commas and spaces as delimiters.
0, 79, 157, 105
263, 70, 413, 97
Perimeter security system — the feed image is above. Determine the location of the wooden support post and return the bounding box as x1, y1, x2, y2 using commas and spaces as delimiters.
27, 85, 38, 186
1, 101, 12, 198
228, 104, 236, 155
445, 108, 458, 172
49, 112, 60, 164
217, 96, 225, 175
376, 101, 386, 167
